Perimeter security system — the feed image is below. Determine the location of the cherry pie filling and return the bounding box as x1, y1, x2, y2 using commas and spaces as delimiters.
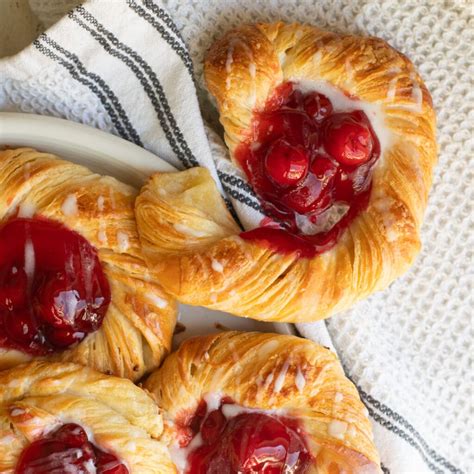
0, 217, 111, 355
236, 81, 381, 258
15, 423, 128, 474
179, 399, 311, 474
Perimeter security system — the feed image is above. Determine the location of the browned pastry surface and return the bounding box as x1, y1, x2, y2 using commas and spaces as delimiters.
0, 361, 175, 473
0, 147, 177, 380
135, 22, 437, 323
145, 331, 381, 473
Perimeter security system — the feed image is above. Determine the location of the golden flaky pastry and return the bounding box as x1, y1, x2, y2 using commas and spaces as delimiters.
0, 147, 177, 380
0, 361, 175, 473
135, 22, 437, 323
145, 331, 381, 473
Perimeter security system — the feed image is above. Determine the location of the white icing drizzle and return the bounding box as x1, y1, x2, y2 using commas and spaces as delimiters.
295, 203, 349, 235
273, 360, 290, 393
388, 72, 423, 113
225, 43, 235, 90
203, 392, 223, 412
18, 202, 36, 218
211, 259, 224, 273
97, 195, 105, 212
116, 231, 130, 252
345, 59, 354, 80
334, 392, 344, 403
61, 194, 78, 217
170, 433, 203, 471
249, 62, 256, 78
386, 76, 398, 102
312, 50, 322, 65
174, 223, 207, 238
295, 367, 306, 394
83, 459, 97, 473
328, 420, 348, 439
98, 222, 108, 244
148, 294, 168, 309
10, 408, 26, 417
225, 38, 257, 102
410, 73, 423, 113
278, 51, 287, 66
24, 238, 35, 283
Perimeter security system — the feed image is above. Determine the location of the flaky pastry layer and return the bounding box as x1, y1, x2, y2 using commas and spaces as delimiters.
0, 361, 175, 473
135, 22, 437, 322
0, 147, 177, 380
145, 331, 381, 473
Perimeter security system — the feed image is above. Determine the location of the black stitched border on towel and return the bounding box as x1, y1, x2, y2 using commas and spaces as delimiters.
339, 361, 463, 474
217, 170, 256, 195
127, 0, 194, 77
359, 390, 463, 474
217, 170, 264, 213
33, 36, 141, 145
71, 5, 199, 168
141, 0, 189, 49
220, 184, 264, 214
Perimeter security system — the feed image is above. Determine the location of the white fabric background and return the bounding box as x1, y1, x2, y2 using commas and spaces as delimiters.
1, 1, 472, 472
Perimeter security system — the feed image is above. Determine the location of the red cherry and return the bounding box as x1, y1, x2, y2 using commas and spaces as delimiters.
323, 112, 374, 166
55, 423, 89, 447
283, 88, 304, 109
0, 267, 28, 310
0, 218, 111, 356
265, 139, 309, 187
187, 410, 311, 474
4, 310, 38, 345
304, 93, 333, 121
281, 173, 334, 214
200, 409, 226, 445
255, 110, 312, 146
310, 155, 339, 180
15, 423, 129, 474
35, 273, 80, 329
95, 450, 130, 474
45, 327, 82, 348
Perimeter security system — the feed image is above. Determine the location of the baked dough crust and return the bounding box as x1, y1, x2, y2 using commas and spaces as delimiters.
0, 361, 175, 473
135, 22, 437, 322
145, 331, 381, 473
0, 147, 177, 380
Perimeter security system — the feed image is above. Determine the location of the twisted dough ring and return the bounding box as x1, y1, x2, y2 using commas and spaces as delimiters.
135, 22, 436, 322
145, 331, 380, 473
0, 361, 175, 473
0, 148, 177, 380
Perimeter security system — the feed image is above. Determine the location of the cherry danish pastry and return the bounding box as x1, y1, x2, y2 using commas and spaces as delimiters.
135, 22, 437, 322
0, 148, 177, 380
145, 331, 381, 473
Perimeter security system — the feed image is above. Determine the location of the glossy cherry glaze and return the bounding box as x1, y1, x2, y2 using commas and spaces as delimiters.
181, 399, 311, 474
15, 423, 128, 474
236, 81, 380, 258
0, 217, 110, 355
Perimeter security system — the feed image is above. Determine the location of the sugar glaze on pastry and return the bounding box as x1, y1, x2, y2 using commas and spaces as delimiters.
0, 147, 177, 380
135, 22, 437, 323
145, 331, 381, 473
0, 361, 175, 473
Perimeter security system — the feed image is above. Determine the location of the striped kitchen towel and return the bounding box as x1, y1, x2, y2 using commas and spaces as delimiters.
0, 1, 469, 473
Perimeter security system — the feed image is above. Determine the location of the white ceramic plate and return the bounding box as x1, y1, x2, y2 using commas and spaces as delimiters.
0, 112, 295, 343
